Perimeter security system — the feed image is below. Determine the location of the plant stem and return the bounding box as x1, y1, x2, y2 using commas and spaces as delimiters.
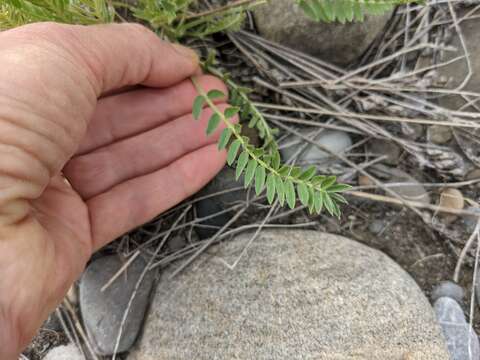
205, 65, 275, 147
190, 76, 328, 195
184, 0, 266, 21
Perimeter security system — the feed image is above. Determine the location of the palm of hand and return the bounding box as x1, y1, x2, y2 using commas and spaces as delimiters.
0, 22, 231, 358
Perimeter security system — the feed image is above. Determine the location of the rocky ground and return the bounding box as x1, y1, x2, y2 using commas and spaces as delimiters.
26, 1, 480, 359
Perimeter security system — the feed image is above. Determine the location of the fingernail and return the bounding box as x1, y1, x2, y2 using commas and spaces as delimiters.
172, 43, 199, 63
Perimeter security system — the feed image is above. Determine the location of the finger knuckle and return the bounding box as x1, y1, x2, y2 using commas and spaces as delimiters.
17, 21, 70, 40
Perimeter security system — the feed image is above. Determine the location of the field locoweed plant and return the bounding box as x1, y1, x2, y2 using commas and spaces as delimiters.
0, 0, 417, 216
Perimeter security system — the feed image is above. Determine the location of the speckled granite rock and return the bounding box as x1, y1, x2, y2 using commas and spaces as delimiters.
43, 345, 83, 360
253, 0, 392, 66
130, 230, 449, 360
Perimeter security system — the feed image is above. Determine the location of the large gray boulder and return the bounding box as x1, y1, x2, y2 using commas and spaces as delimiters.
253, 0, 392, 66
130, 230, 449, 359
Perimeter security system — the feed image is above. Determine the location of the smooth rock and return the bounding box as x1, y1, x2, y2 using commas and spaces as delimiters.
476, 272, 480, 308
253, 0, 392, 66
42, 312, 62, 333
438, 188, 464, 224
368, 219, 385, 234
431, 281, 464, 303
438, 188, 464, 223
130, 230, 449, 359
434, 297, 480, 360
168, 234, 188, 253
402, 122, 424, 140
358, 174, 375, 187
372, 165, 430, 205
195, 166, 249, 239
43, 345, 83, 360
279, 130, 352, 166
428, 125, 453, 145
79, 255, 155, 355
367, 139, 402, 165
466, 168, 480, 181
462, 206, 480, 232
438, 9, 480, 111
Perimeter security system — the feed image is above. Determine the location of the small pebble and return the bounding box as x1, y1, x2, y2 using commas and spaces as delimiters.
434, 297, 480, 360
466, 168, 480, 182
368, 220, 384, 234
462, 206, 480, 232
401, 123, 423, 140
439, 188, 464, 210
385, 168, 430, 205
168, 234, 187, 253
438, 188, 464, 223
367, 139, 401, 166
428, 125, 453, 145
431, 281, 464, 303
43, 345, 83, 360
358, 175, 375, 187
279, 130, 352, 167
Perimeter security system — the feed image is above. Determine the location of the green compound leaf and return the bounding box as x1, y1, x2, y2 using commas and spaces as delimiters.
285, 180, 296, 209
206, 113, 221, 135
272, 150, 281, 170
297, 183, 310, 206
193, 95, 205, 120
314, 191, 324, 214
330, 192, 348, 204
322, 175, 337, 189
323, 192, 335, 216
189, 73, 355, 219
224, 106, 240, 119
328, 183, 353, 192
275, 176, 285, 206
255, 166, 266, 195
236, 151, 249, 180
218, 128, 232, 150
295, 0, 411, 23
299, 165, 317, 181
244, 159, 258, 187
266, 174, 276, 204
227, 139, 242, 166
207, 89, 226, 100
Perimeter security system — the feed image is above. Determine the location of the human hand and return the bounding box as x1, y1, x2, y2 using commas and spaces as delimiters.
0, 22, 232, 359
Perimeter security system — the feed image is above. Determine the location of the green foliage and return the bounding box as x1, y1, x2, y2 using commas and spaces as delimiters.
0, 0, 418, 35
296, 0, 416, 23
0, 0, 115, 29
132, 0, 252, 40
191, 77, 352, 217
0, 0, 375, 216
0, 0, 258, 40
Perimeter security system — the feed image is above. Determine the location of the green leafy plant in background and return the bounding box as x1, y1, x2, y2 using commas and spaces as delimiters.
297, 0, 415, 23
0, 0, 417, 216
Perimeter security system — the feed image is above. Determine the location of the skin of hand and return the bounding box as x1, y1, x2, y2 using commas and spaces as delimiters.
0, 22, 234, 359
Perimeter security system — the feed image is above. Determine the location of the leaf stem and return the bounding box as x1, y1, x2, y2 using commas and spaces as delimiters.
204, 65, 275, 148
190, 76, 330, 195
